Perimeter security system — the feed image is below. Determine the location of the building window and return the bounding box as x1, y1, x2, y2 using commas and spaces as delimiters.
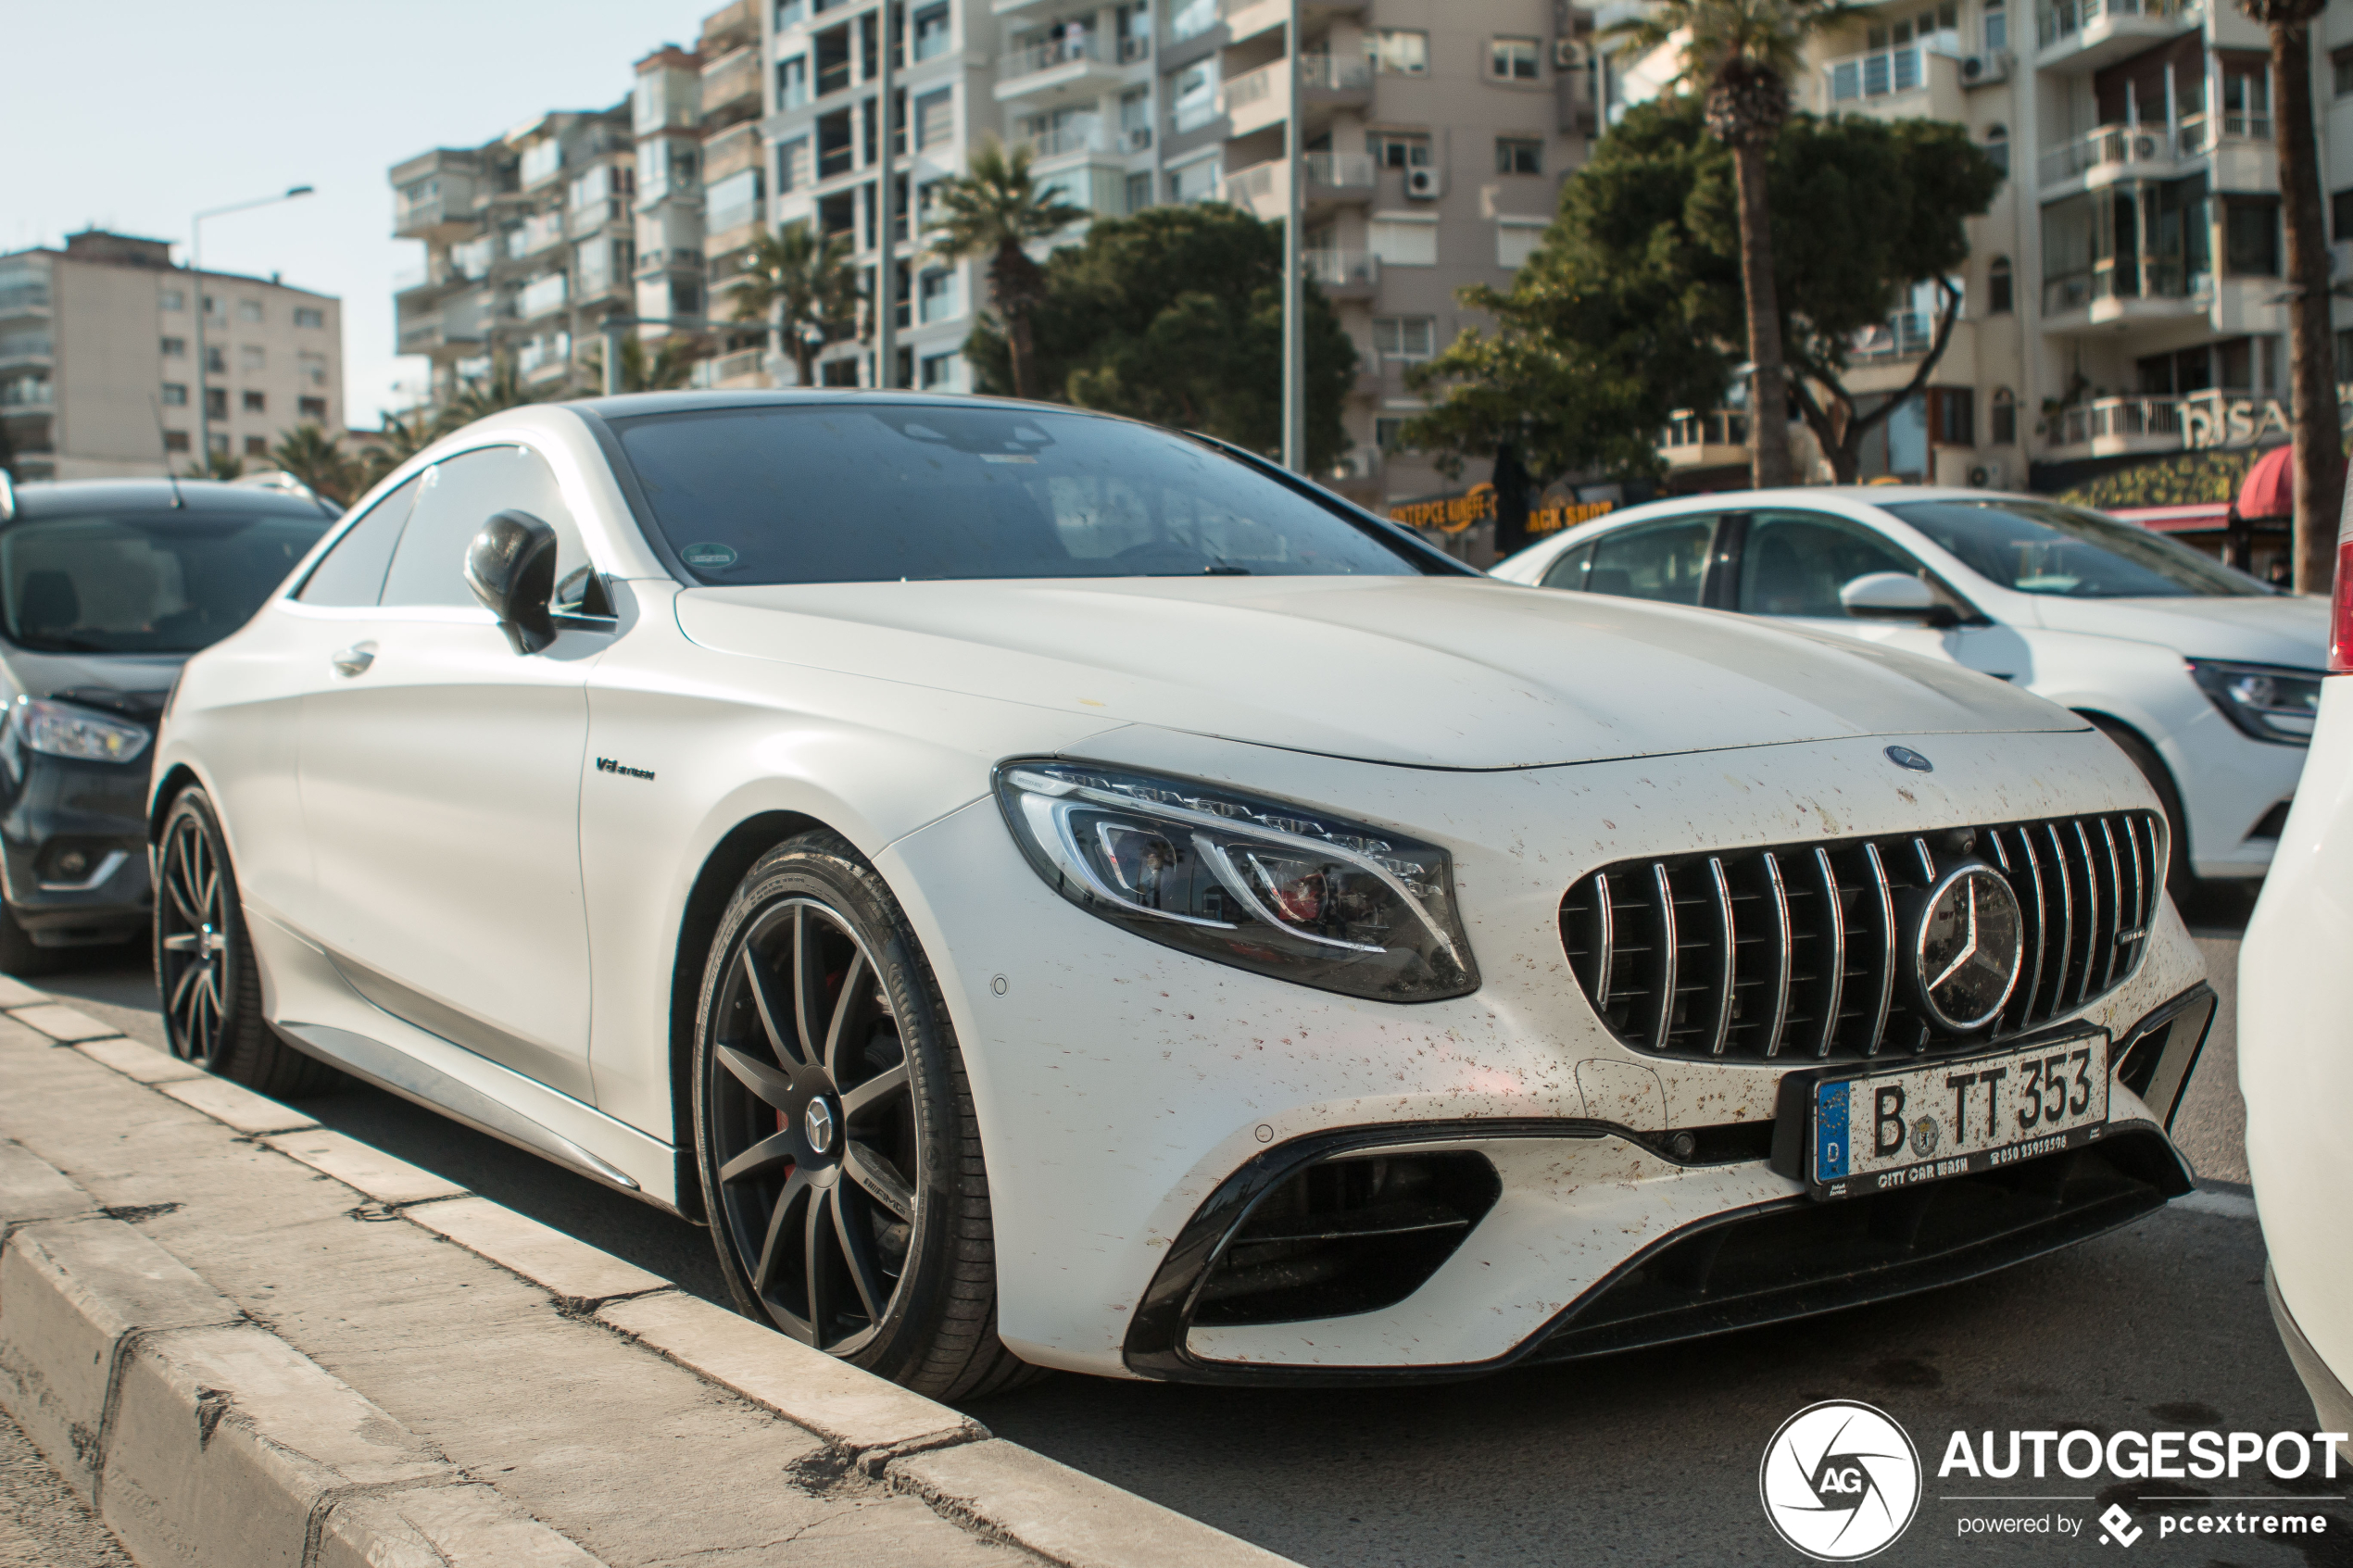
298, 351, 328, 387
160, 336, 187, 358
237, 300, 263, 323
1171, 62, 1216, 132
918, 267, 958, 323
1368, 219, 1439, 267
778, 136, 812, 193
160, 383, 188, 406
1930, 387, 1974, 445
915, 89, 953, 150
777, 0, 804, 25
2221, 64, 2271, 137
160, 289, 185, 312
207, 433, 230, 455
1989, 387, 2017, 445
242, 390, 266, 413
913, 2, 950, 60
1365, 29, 1428, 76
244, 435, 269, 457
202, 294, 220, 316
777, 56, 810, 112
1169, 0, 1215, 42
1986, 255, 2013, 313
1166, 157, 1220, 205
1374, 417, 1409, 450
239, 345, 266, 370
2334, 188, 2353, 241
1491, 37, 1541, 80
1125, 171, 1152, 213
1495, 137, 1542, 175
1983, 123, 2007, 177
1373, 315, 1437, 360
1982, 0, 2007, 54
920, 351, 958, 390
299, 395, 328, 420
205, 346, 226, 373
1496, 220, 1545, 268
293, 307, 324, 328
163, 430, 190, 453
203, 388, 228, 420
2224, 197, 2281, 275
2335, 45, 2353, 98
1367, 130, 1432, 168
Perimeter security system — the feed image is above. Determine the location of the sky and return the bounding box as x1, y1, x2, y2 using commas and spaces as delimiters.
3, 0, 722, 427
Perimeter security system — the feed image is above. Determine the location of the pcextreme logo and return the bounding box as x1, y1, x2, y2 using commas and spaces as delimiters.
1760, 1401, 1924, 1561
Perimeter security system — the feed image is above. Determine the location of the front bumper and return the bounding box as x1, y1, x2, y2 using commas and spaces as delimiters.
881, 724, 2212, 1379
0, 750, 153, 946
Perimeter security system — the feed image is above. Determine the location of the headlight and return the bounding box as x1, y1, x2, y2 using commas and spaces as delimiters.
2187, 659, 2321, 745
16, 699, 152, 763
993, 760, 1478, 1002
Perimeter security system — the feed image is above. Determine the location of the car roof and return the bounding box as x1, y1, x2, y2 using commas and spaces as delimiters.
8, 478, 333, 521
1604, 485, 2046, 519
573, 388, 1078, 421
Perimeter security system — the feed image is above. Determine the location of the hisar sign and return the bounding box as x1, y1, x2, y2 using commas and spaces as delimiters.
2182, 383, 2353, 450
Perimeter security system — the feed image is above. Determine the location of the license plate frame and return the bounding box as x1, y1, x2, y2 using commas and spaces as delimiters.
1800, 1030, 2110, 1201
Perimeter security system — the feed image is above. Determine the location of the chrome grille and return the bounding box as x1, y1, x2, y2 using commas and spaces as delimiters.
1557, 811, 2164, 1062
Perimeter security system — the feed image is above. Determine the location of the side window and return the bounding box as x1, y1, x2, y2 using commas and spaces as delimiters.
1584, 517, 1715, 606
378, 445, 585, 609
296, 474, 422, 606
1738, 510, 1925, 618
1539, 542, 1592, 590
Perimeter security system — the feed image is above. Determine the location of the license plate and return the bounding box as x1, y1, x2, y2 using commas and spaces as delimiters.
1808, 1032, 2108, 1200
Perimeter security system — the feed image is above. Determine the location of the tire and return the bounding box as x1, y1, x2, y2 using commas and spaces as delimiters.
2085, 715, 2196, 905
0, 901, 59, 977
691, 830, 1038, 1399
155, 788, 336, 1097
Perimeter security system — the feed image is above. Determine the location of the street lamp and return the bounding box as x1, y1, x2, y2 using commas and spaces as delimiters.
190, 184, 314, 471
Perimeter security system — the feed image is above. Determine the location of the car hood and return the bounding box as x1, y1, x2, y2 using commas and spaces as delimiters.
676, 576, 2083, 770
2027, 592, 2329, 668
2, 648, 185, 721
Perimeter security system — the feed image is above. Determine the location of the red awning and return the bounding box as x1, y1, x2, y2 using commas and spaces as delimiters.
2236, 443, 2295, 521
2108, 502, 2233, 533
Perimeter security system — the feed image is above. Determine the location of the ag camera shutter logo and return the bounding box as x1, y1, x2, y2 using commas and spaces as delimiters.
1760, 1400, 1922, 1561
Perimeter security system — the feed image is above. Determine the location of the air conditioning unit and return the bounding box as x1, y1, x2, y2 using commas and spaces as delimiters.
1554, 38, 1588, 69
1125, 126, 1152, 152
1960, 51, 2010, 86
1405, 166, 1444, 200
1966, 458, 2007, 490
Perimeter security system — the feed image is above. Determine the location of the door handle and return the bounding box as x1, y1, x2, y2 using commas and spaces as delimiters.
332, 642, 377, 677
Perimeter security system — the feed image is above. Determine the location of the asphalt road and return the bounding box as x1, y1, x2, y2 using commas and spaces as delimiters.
35, 883, 2334, 1568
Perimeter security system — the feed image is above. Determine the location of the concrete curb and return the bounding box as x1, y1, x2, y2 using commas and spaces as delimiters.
2, 996, 1302, 1568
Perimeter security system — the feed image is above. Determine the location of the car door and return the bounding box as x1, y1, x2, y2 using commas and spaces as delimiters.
294, 445, 612, 1102
1730, 508, 2029, 682
1568, 515, 1721, 606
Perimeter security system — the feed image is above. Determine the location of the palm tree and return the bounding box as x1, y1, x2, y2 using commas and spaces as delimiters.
437, 354, 553, 433
1605, 0, 1849, 488
269, 423, 358, 505
2237, 0, 2344, 594
577, 333, 709, 394
727, 224, 859, 387
926, 140, 1086, 399
183, 450, 245, 482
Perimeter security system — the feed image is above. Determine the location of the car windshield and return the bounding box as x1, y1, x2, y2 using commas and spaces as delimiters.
0, 511, 329, 654
1884, 499, 2262, 598
612, 404, 1429, 583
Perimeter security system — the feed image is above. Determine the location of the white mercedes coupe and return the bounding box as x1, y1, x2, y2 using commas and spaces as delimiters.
151, 394, 2216, 1397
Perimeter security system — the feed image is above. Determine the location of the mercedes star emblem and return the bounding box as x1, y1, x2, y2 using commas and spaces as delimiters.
1904, 862, 2025, 1032
1884, 746, 1934, 772
804, 1097, 837, 1155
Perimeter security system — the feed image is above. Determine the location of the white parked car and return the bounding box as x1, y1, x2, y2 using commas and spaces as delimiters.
153, 399, 2214, 1395
2238, 508, 2353, 1456
1493, 488, 2327, 896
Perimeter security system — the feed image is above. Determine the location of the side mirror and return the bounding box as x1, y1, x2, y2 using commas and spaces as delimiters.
1839, 571, 1960, 629
465, 510, 560, 654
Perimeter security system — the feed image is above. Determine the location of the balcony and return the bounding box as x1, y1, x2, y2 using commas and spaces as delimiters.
701, 46, 763, 126
996, 34, 1130, 104
1224, 54, 1375, 138
1223, 152, 1377, 220
2040, 258, 2208, 332
2038, 120, 2180, 191
1851, 311, 1937, 360
698, 0, 759, 56
2045, 392, 2192, 458
1303, 249, 1378, 298
1819, 44, 1964, 123
635, 247, 708, 278
1661, 408, 1752, 470
1021, 123, 1111, 162
519, 272, 571, 320
392, 193, 479, 240
569, 197, 630, 238
2035, 0, 2200, 71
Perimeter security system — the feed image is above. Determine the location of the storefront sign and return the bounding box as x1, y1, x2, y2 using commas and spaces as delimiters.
1388, 483, 1615, 536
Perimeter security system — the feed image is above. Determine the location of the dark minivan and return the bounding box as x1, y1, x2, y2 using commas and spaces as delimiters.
0, 474, 333, 972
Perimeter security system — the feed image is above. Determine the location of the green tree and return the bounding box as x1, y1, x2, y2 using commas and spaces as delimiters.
2235, 0, 2343, 594
576, 332, 708, 394
354, 406, 436, 492
1604, 0, 1851, 487
268, 422, 359, 505
184, 450, 245, 482
438, 354, 552, 431
927, 140, 1086, 399
727, 224, 859, 387
963, 204, 1359, 470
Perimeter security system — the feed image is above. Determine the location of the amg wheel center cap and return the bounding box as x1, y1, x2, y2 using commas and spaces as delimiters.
1906, 862, 2025, 1032
803, 1098, 837, 1156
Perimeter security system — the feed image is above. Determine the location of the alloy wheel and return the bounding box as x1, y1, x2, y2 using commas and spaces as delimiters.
707, 897, 922, 1354
157, 809, 231, 1064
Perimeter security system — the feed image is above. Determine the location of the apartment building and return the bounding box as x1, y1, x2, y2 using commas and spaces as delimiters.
754, 0, 1599, 498
0, 231, 343, 482
1624, 0, 2353, 493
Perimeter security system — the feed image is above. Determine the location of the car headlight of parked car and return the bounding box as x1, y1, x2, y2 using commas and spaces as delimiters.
994, 760, 1478, 1001
15, 698, 153, 764
2187, 659, 2322, 746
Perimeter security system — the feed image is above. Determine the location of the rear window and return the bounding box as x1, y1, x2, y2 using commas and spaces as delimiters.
1885, 499, 2262, 599
0, 511, 329, 654
611, 404, 1428, 583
